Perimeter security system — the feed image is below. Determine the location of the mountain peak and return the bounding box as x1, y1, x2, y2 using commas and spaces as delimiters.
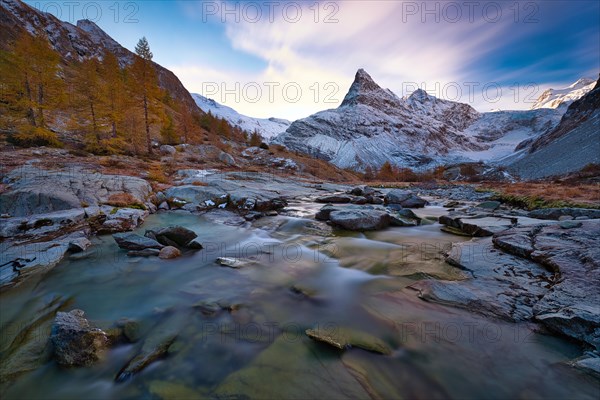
408, 88, 431, 102
341, 69, 399, 107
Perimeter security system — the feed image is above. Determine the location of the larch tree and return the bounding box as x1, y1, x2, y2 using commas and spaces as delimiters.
178, 105, 197, 144
0, 31, 63, 146
7, 31, 63, 129
76, 57, 103, 149
102, 51, 126, 139
160, 113, 177, 145
249, 130, 262, 147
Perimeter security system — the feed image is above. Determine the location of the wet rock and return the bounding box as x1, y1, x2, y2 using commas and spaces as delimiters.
114, 311, 186, 382
389, 209, 421, 227
1, 232, 85, 289
315, 194, 354, 203
384, 189, 427, 208
159, 246, 181, 259
493, 221, 600, 348
439, 214, 516, 237
115, 333, 177, 382
410, 238, 553, 321
215, 337, 371, 399
528, 208, 600, 220
349, 185, 375, 196
559, 220, 582, 229
558, 215, 574, 221
116, 318, 143, 343
0, 295, 68, 383
67, 237, 92, 253
127, 249, 160, 257
305, 327, 392, 355
351, 196, 368, 205
475, 200, 501, 210
368, 196, 384, 205
216, 257, 253, 268
443, 201, 462, 208
50, 309, 109, 367
145, 226, 198, 248
186, 238, 203, 249
569, 353, 600, 377
329, 209, 390, 231
113, 233, 164, 251
158, 201, 169, 210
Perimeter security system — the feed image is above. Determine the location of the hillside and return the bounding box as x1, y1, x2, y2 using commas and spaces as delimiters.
192, 94, 290, 141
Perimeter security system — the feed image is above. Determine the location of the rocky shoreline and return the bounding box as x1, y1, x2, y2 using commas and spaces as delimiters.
1, 163, 599, 383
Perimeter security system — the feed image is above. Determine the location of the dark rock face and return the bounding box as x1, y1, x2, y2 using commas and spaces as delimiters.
410, 238, 553, 322
50, 310, 109, 367
113, 233, 164, 251
145, 226, 198, 248
384, 190, 427, 208
493, 221, 600, 348
413, 220, 600, 349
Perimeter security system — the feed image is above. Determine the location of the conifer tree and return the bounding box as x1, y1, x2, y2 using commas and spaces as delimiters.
102, 51, 126, 139
133, 36, 157, 154
160, 114, 178, 145
249, 130, 262, 147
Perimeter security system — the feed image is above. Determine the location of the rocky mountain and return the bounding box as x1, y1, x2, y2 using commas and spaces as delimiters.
275, 69, 564, 171
530, 78, 596, 110
275, 69, 485, 171
0, 0, 197, 113
192, 94, 290, 140
507, 76, 600, 179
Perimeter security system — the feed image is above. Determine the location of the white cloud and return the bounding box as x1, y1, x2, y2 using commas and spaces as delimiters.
170, 1, 571, 119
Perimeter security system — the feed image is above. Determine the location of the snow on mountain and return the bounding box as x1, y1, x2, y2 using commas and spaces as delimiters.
530, 78, 596, 110
454, 108, 563, 163
508, 76, 600, 179
274, 69, 486, 171
192, 94, 290, 140
275, 69, 566, 171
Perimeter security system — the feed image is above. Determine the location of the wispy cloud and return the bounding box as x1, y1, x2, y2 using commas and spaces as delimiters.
169, 0, 599, 119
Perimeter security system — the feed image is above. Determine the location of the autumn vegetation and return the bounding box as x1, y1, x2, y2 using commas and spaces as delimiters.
0, 32, 247, 155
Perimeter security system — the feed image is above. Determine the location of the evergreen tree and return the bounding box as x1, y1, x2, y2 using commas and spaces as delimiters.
133, 36, 157, 154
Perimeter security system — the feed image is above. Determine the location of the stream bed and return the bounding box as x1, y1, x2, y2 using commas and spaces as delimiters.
1, 204, 598, 399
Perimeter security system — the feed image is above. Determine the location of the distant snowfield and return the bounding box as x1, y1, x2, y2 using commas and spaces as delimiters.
192, 94, 290, 140
530, 78, 596, 110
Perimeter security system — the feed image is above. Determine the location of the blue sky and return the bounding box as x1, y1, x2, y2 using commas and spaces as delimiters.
26, 0, 600, 119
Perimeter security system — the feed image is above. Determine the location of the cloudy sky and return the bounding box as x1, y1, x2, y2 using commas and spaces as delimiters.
27, 0, 600, 120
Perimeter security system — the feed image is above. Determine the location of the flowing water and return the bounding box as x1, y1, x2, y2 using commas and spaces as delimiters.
1, 204, 598, 399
